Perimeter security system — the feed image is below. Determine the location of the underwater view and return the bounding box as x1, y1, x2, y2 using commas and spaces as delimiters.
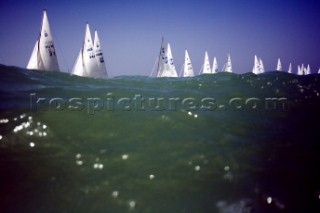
0, 64, 320, 212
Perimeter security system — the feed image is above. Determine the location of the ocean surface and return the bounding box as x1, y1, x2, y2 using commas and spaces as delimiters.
0, 64, 320, 213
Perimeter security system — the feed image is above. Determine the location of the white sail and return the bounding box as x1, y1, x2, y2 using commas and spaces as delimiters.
212, 57, 218, 73
201, 51, 211, 74
93, 30, 108, 78
288, 63, 292, 73
306, 64, 311, 75
301, 64, 305, 75
72, 23, 101, 78
259, 58, 265, 73
297, 65, 302, 75
222, 53, 233, 72
156, 38, 167, 77
276, 58, 282, 71
156, 40, 177, 77
182, 50, 194, 77
27, 10, 59, 71
82, 24, 99, 77
252, 55, 260, 74
27, 41, 39, 69
72, 49, 84, 76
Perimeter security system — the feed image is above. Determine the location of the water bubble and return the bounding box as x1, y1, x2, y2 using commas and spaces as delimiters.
43, 132, 47, 136
128, 200, 136, 210
122, 154, 129, 160
194, 165, 200, 171
93, 163, 99, 169
194, 114, 198, 118
149, 174, 155, 180
0, 135, 2, 140
20, 114, 26, 119
267, 197, 272, 204
188, 111, 192, 116
42, 124, 47, 129
76, 160, 83, 166
29, 142, 35, 148
112, 191, 119, 198
0, 118, 9, 124
76, 153, 82, 159
224, 166, 230, 171
98, 164, 104, 169
28, 116, 32, 121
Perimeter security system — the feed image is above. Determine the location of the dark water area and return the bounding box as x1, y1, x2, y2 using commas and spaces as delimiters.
0, 64, 320, 212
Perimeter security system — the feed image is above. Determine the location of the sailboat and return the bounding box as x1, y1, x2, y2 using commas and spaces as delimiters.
27, 10, 60, 71
212, 57, 218, 73
276, 58, 282, 71
222, 53, 233, 72
93, 30, 108, 78
200, 51, 211, 74
182, 50, 194, 77
288, 63, 292, 73
259, 58, 265, 73
306, 64, 311, 75
72, 24, 108, 78
252, 55, 260, 74
156, 38, 178, 77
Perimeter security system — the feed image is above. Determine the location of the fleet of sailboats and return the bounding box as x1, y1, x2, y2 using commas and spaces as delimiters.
27, 10, 319, 77
71, 24, 108, 78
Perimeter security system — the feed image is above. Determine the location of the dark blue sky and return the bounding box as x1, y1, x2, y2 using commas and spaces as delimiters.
0, 0, 319, 76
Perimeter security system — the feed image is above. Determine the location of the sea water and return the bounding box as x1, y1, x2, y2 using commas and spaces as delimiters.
0, 64, 320, 212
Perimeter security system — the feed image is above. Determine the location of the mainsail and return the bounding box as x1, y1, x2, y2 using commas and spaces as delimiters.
93, 30, 108, 78
306, 64, 311, 75
288, 63, 292, 73
182, 50, 194, 77
201, 51, 211, 74
259, 58, 265, 73
222, 53, 233, 72
252, 55, 260, 74
212, 57, 218, 73
156, 39, 178, 77
72, 24, 107, 78
27, 10, 60, 71
297, 65, 303, 75
276, 58, 282, 71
